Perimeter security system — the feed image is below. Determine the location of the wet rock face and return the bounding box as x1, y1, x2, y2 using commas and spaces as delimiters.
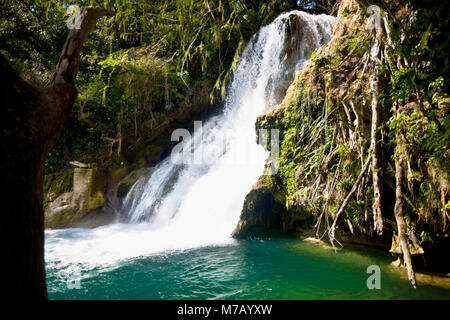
233, 175, 285, 236
44, 167, 110, 229
43, 164, 149, 229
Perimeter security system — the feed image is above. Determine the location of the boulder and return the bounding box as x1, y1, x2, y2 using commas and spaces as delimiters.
233, 174, 286, 236
44, 167, 109, 229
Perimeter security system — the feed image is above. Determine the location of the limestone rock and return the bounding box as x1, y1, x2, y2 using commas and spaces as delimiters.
69, 161, 91, 168
390, 234, 425, 256
233, 175, 285, 236
44, 167, 109, 229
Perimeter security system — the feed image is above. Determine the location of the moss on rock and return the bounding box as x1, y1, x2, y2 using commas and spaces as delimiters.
233, 174, 286, 236
117, 180, 133, 199
44, 167, 108, 229
44, 169, 73, 203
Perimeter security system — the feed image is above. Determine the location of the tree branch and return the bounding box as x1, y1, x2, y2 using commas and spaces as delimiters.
49, 7, 113, 87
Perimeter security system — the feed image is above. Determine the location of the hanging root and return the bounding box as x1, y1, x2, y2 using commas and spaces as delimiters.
328, 156, 372, 248
315, 158, 341, 237
369, 38, 384, 235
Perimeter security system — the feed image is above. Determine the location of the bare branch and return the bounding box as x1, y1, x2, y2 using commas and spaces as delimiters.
50, 7, 113, 87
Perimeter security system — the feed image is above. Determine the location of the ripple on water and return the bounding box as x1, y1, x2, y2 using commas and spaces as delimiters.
46, 238, 450, 300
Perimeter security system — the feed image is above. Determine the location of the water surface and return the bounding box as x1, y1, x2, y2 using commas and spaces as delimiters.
46, 237, 450, 300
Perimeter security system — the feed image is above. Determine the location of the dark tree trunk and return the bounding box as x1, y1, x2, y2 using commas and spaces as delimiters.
0, 7, 111, 300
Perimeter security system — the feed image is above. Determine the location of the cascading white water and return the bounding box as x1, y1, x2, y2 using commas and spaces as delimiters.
45, 11, 336, 275
123, 11, 336, 226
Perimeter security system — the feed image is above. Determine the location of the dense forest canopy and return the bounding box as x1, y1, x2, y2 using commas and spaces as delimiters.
0, 0, 336, 174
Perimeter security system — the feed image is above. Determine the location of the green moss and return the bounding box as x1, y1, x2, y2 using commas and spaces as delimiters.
110, 166, 129, 185
102, 155, 128, 170
117, 180, 133, 198
45, 170, 73, 201
313, 55, 332, 72
87, 191, 105, 211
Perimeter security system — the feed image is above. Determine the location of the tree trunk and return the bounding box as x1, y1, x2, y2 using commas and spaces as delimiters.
0, 7, 111, 299
394, 137, 417, 288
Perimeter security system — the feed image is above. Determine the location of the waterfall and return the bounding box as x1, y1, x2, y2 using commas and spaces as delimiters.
123, 11, 335, 225
45, 11, 336, 273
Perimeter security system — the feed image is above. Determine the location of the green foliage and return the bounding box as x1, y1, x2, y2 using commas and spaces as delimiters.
0, 0, 307, 173
420, 230, 430, 244
260, 0, 449, 243
385, 0, 450, 171
313, 54, 332, 71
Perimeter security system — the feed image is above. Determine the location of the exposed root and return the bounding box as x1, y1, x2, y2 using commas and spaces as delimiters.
328, 156, 371, 247
369, 38, 384, 235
